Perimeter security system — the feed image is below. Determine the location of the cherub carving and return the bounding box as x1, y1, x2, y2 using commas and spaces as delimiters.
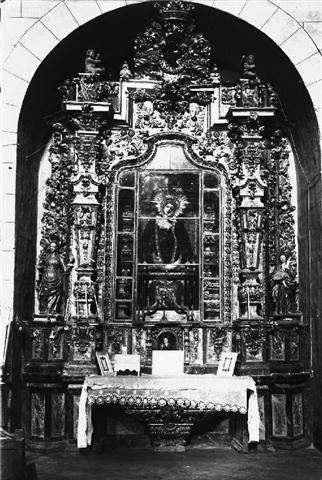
85, 49, 105, 75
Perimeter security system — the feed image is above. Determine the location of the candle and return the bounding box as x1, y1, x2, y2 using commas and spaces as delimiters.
85, 284, 88, 318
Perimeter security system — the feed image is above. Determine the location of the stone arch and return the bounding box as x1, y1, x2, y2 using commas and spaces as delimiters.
3, 0, 322, 138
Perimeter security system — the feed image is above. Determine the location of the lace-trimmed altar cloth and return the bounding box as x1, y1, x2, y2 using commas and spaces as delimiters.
77, 374, 260, 448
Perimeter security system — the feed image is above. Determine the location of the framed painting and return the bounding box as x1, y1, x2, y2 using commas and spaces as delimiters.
96, 352, 113, 376
217, 352, 238, 376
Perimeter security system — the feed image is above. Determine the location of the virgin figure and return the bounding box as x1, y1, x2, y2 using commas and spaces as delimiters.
140, 192, 194, 264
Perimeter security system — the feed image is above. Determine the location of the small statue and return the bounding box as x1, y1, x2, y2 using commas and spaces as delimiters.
271, 254, 297, 315
241, 54, 258, 83
267, 82, 279, 107
209, 64, 221, 84
160, 337, 171, 350
85, 49, 105, 75
119, 61, 132, 81
38, 242, 73, 315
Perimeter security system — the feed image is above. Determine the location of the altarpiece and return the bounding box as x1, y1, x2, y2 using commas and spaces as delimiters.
20, 1, 308, 451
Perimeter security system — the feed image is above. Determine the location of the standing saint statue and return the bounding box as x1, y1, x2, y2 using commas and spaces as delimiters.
271, 254, 297, 315
38, 242, 72, 315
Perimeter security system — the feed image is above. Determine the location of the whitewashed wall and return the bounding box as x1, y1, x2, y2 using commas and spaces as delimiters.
1, 0, 322, 365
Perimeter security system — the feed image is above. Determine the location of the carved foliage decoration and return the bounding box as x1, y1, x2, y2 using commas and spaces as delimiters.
134, 2, 210, 81
68, 324, 95, 355
194, 130, 236, 171
77, 77, 119, 103
39, 123, 74, 262
243, 326, 267, 358
133, 100, 207, 136
266, 131, 297, 264
76, 135, 99, 173
98, 128, 147, 172
208, 326, 229, 362
266, 130, 298, 314
106, 327, 129, 357
131, 2, 213, 124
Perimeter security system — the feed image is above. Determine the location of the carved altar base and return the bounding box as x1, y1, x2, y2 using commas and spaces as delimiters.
129, 406, 197, 452
147, 422, 193, 452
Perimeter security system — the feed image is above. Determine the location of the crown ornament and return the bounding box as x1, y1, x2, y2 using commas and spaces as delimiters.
155, 1, 194, 22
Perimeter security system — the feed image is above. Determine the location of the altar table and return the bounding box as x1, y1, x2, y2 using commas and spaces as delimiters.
77, 374, 260, 449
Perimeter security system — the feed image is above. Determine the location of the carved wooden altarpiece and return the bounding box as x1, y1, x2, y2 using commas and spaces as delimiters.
21, 1, 309, 451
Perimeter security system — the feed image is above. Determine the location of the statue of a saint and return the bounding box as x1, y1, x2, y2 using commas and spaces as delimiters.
271, 254, 297, 315
38, 242, 72, 315
140, 192, 194, 264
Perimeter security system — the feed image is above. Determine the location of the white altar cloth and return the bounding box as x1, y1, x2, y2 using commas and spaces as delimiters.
77, 374, 260, 448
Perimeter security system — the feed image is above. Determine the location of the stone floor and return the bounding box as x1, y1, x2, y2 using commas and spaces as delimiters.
27, 447, 322, 480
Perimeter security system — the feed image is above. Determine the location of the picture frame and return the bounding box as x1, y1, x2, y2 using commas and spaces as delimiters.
96, 352, 113, 376
217, 352, 238, 377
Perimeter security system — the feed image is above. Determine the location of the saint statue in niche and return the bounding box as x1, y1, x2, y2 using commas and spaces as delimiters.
38, 242, 73, 315
140, 191, 194, 265
271, 254, 297, 315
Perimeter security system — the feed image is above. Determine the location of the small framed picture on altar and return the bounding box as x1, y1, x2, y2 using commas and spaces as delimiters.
96, 353, 113, 376
217, 352, 238, 376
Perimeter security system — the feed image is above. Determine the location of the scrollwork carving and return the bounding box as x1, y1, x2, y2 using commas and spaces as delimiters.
98, 128, 147, 170
208, 326, 229, 361
243, 326, 267, 358
131, 2, 213, 126
68, 324, 95, 354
